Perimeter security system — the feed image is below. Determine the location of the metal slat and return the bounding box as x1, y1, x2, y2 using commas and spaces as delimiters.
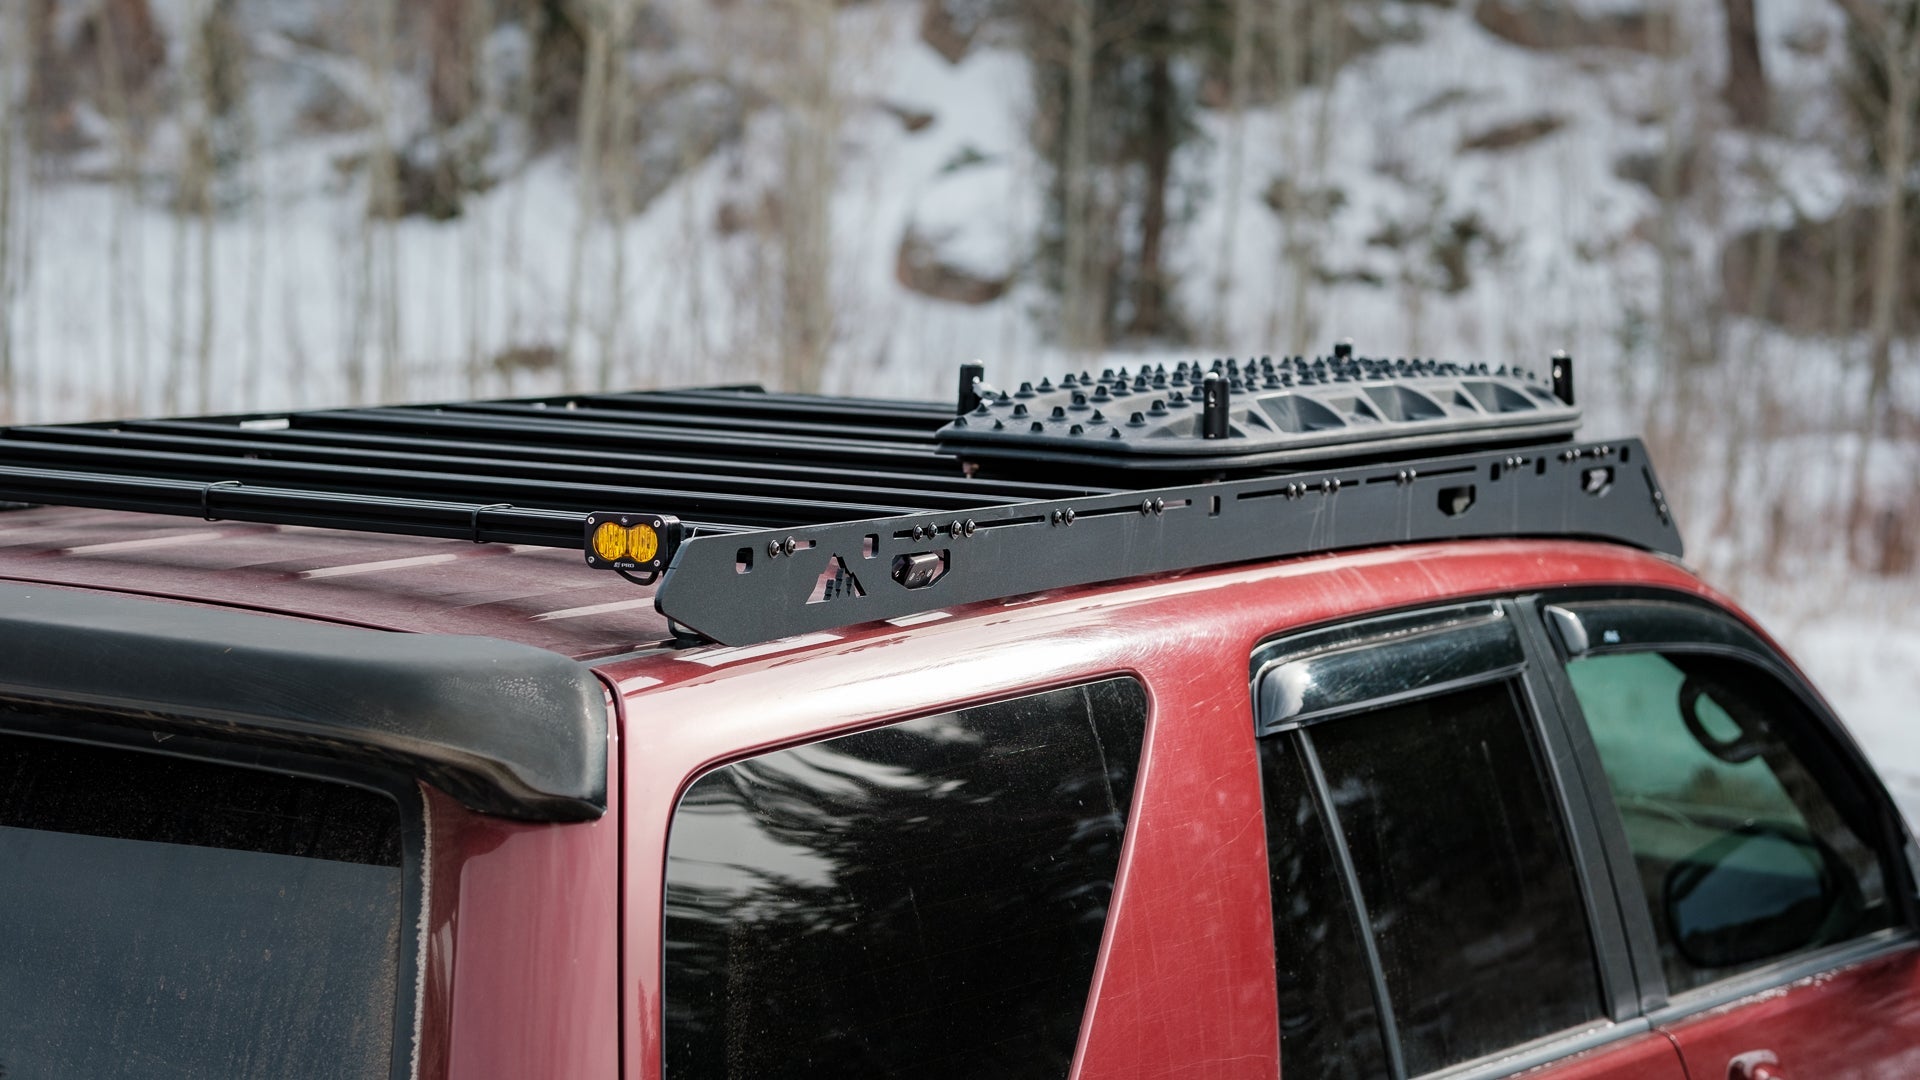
296, 408, 964, 474
3, 427, 1036, 516
433, 400, 938, 445
563, 390, 952, 431
104, 419, 1106, 502
0, 439, 932, 528
0, 466, 607, 546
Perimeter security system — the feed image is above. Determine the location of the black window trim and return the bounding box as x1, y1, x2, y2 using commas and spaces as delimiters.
1251, 600, 1645, 1079
0, 698, 429, 1080
1528, 586, 1920, 1028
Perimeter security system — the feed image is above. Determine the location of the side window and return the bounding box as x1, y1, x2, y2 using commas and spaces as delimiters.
0, 728, 410, 1079
662, 678, 1147, 1078
1256, 608, 1608, 1078
1310, 682, 1604, 1074
1565, 648, 1894, 995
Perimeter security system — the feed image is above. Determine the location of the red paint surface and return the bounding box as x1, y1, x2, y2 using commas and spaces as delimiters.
415, 713, 623, 1080
598, 538, 1727, 1080
1661, 946, 1920, 1079
17, 498, 1868, 1077
1521, 1031, 1687, 1078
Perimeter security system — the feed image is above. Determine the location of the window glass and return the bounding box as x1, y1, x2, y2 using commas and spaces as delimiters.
1259, 736, 1391, 1079
662, 678, 1147, 1078
1567, 651, 1892, 995
1310, 681, 1604, 1076
0, 730, 407, 1080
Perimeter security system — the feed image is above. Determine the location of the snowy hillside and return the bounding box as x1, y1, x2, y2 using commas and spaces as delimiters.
2, 0, 1916, 807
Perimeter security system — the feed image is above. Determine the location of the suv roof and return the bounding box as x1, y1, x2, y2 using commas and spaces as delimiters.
0, 350, 1679, 650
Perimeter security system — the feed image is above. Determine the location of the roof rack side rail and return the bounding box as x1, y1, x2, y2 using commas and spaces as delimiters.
652, 437, 1678, 646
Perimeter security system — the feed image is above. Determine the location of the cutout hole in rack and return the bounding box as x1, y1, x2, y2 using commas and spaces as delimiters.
862, 533, 879, 558
735, 547, 753, 574
1210, 495, 1222, 516
1439, 485, 1477, 517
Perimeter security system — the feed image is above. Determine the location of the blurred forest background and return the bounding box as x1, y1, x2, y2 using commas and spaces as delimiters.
0, 0, 1917, 750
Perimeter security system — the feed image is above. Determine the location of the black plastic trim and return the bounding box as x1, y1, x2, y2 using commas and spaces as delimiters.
1505, 598, 1645, 1021
1296, 729, 1410, 1080
0, 584, 608, 821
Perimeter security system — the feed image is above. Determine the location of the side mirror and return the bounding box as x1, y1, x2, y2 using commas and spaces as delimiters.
1663, 823, 1851, 970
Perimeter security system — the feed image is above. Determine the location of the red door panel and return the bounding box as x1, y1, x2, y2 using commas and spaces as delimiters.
1661, 947, 1920, 1080
1526, 1030, 1688, 1079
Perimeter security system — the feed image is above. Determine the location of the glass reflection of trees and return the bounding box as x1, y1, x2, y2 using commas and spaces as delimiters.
664, 678, 1147, 1078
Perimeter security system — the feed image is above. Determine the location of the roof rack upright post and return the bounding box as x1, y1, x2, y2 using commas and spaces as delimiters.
957, 362, 985, 416
1202, 372, 1230, 440
1550, 350, 1575, 406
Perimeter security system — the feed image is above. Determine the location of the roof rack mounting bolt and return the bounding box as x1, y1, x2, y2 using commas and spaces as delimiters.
1334, 339, 1354, 360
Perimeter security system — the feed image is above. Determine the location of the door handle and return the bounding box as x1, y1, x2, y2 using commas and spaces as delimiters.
1729, 1049, 1784, 1080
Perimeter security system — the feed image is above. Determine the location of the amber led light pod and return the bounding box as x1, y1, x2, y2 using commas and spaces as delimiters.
583, 513, 682, 575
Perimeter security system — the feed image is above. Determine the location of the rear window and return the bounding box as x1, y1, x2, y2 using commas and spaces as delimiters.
0, 729, 409, 1080
662, 677, 1148, 1078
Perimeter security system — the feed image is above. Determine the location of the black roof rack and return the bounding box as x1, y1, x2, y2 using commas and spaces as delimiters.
0, 349, 1681, 646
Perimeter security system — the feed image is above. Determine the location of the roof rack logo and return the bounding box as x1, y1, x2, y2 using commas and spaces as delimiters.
806, 556, 866, 604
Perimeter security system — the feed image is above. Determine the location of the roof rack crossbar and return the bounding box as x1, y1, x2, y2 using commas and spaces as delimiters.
297, 408, 969, 473
564, 389, 953, 430
0, 465, 630, 547
73, 420, 1106, 501
1, 427, 1062, 518
438, 400, 940, 445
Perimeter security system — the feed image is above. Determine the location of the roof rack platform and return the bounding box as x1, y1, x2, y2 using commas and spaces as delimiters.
0, 351, 1680, 646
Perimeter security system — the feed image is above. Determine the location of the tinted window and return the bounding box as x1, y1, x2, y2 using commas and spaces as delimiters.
1265, 680, 1605, 1077
0, 730, 407, 1080
662, 678, 1148, 1078
1568, 651, 1893, 994
1259, 736, 1391, 1078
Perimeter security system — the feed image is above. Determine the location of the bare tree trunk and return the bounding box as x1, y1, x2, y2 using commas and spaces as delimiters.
598, 1, 642, 391
0, 1, 28, 408
1126, 18, 1176, 340
96, 0, 136, 410
369, 0, 402, 402
1061, 0, 1096, 353
1211, 0, 1253, 345
1847, 17, 1917, 553
1276, 0, 1336, 354
1653, 5, 1692, 374
563, 1, 612, 389
1721, 0, 1768, 128
464, 0, 497, 397
779, 0, 837, 392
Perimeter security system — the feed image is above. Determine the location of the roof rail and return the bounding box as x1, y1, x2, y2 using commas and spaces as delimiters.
0, 350, 1681, 646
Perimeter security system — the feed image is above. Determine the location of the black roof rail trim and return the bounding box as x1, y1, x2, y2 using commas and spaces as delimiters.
0, 584, 609, 821
655, 438, 1680, 646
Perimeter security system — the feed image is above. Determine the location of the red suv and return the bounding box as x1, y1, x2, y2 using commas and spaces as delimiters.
0, 353, 1912, 1080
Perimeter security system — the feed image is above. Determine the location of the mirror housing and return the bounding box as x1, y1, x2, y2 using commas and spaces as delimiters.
1663, 823, 1849, 970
